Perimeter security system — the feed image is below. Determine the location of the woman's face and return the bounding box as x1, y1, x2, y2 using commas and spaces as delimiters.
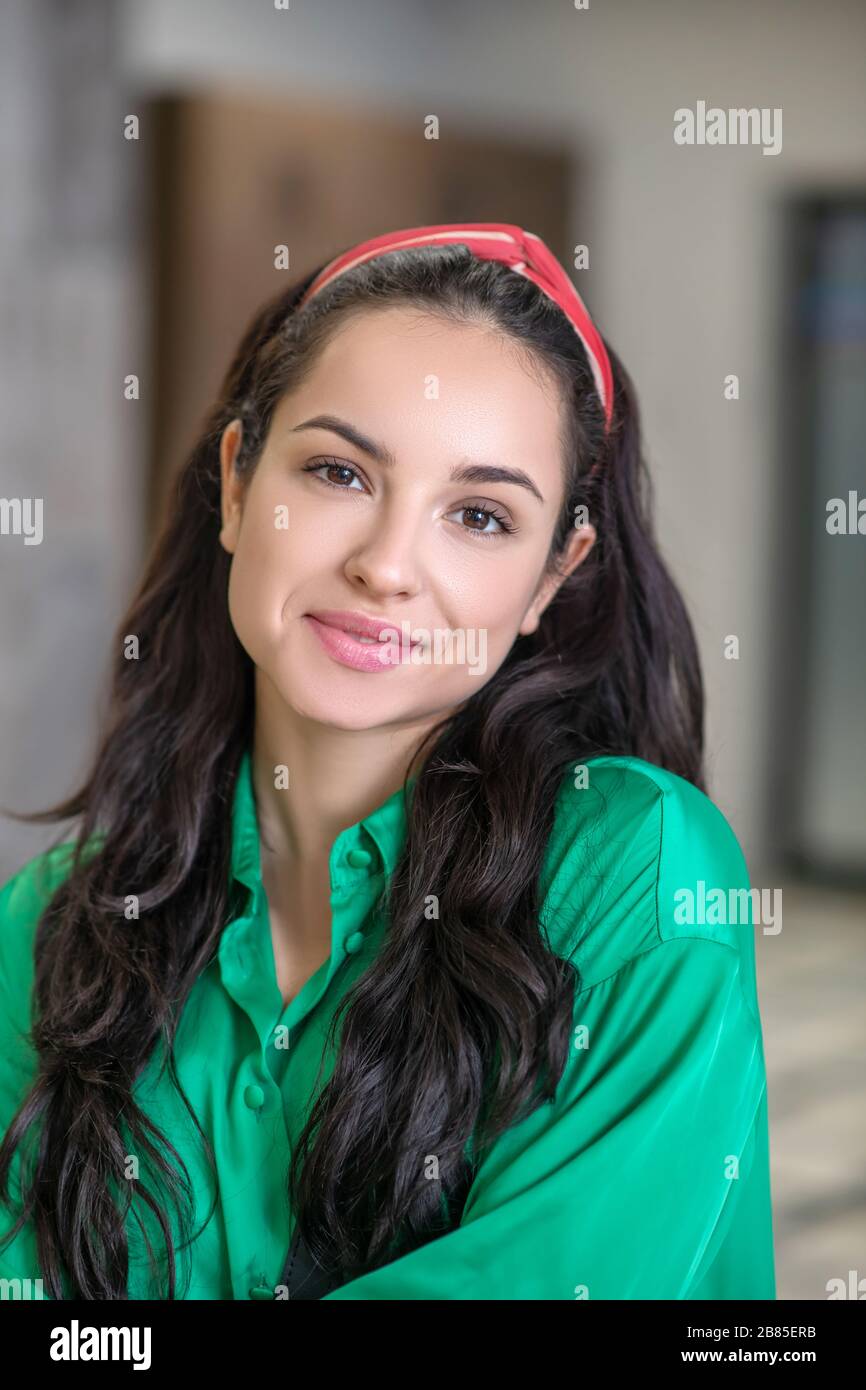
219, 306, 595, 733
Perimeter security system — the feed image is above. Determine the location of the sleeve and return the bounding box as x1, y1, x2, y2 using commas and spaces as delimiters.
0, 859, 46, 1105
0, 856, 51, 1289
0, 846, 78, 1184
323, 932, 770, 1300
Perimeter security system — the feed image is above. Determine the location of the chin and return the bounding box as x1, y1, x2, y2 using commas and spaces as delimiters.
271, 676, 408, 733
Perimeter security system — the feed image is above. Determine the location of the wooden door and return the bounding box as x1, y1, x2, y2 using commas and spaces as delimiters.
145, 93, 573, 533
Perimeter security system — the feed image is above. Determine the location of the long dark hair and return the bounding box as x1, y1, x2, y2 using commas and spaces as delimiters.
0, 241, 705, 1298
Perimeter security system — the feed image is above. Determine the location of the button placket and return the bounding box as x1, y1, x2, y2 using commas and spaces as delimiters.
228, 750, 411, 1303
243, 1082, 265, 1112
335, 841, 381, 956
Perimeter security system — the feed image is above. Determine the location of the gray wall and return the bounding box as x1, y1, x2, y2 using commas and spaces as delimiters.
0, 0, 146, 880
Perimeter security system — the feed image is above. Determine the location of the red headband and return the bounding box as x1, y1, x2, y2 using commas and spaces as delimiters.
297, 222, 614, 435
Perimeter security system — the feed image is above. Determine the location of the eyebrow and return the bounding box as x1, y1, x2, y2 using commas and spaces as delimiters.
289, 413, 545, 504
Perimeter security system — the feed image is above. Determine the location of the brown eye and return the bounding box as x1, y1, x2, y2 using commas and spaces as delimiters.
302, 458, 366, 491
445, 503, 517, 540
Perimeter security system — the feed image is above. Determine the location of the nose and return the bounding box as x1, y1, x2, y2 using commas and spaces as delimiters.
343, 502, 424, 598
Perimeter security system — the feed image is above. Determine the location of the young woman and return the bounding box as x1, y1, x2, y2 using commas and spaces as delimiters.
0, 223, 775, 1301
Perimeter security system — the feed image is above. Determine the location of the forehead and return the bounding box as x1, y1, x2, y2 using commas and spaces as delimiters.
273, 305, 567, 472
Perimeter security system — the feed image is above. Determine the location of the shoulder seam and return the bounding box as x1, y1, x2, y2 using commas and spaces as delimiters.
651, 776, 763, 1033
653, 779, 663, 947
572, 931, 741, 997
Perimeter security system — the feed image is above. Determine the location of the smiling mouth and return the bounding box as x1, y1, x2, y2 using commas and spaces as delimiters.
302, 613, 422, 672
304, 611, 423, 647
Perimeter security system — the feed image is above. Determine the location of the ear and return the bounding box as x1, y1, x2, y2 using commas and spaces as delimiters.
519, 524, 597, 637
218, 419, 245, 555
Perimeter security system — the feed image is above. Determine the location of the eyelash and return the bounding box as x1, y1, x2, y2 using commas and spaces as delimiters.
300, 457, 519, 540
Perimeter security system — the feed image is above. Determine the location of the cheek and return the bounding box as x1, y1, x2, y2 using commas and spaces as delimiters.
226, 518, 293, 655
440, 554, 539, 636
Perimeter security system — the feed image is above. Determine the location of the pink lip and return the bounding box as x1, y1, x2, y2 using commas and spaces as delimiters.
303, 610, 420, 673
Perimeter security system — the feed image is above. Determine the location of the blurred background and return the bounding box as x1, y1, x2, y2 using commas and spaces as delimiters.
0, 0, 864, 1300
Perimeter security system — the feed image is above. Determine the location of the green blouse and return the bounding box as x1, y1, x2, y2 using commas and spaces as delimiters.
0, 751, 775, 1300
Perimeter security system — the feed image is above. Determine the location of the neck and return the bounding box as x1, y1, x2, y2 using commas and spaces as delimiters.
248, 671, 437, 872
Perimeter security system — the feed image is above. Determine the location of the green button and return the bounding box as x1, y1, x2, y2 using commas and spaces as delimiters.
243, 1083, 265, 1110
345, 931, 365, 955
249, 1284, 275, 1300
346, 848, 373, 869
